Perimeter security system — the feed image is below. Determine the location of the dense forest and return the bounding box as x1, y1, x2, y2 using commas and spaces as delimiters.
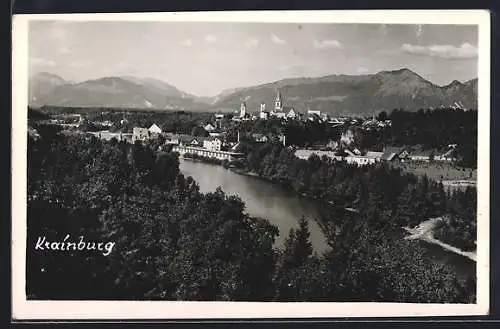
237, 141, 477, 252
365, 109, 478, 167
27, 127, 475, 302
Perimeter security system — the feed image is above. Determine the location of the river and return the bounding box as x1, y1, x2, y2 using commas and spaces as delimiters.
179, 159, 330, 253
178, 159, 475, 280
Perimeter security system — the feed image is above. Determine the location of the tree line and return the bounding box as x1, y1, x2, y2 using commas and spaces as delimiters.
31, 106, 477, 168
365, 109, 477, 167
239, 141, 477, 252
27, 127, 475, 302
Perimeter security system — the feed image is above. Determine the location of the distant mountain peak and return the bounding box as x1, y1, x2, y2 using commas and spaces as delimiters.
30, 71, 66, 83
28, 68, 478, 113
28, 73, 209, 110
376, 67, 425, 80
446, 80, 464, 87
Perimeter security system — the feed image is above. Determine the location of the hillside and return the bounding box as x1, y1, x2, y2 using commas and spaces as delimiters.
210, 68, 478, 115
28, 69, 477, 115
29, 73, 208, 110
29, 72, 68, 104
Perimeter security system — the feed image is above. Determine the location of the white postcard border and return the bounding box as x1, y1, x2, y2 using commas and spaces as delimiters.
12, 9, 491, 320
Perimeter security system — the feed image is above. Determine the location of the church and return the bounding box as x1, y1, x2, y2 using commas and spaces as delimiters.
237, 89, 297, 121
269, 89, 296, 119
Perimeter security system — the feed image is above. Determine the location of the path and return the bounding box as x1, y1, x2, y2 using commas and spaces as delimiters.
403, 217, 477, 262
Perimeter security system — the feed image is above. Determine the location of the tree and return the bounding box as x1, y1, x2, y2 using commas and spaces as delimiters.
274, 216, 314, 300
191, 126, 209, 137
377, 111, 388, 122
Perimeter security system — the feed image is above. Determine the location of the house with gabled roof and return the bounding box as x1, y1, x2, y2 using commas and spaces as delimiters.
148, 123, 162, 134
132, 127, 149, 143
203, 136, 222, 151
204, 123, 216, 132
381, 146, 408, 161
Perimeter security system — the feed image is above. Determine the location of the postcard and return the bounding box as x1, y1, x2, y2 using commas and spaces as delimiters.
12, 10, 490, 320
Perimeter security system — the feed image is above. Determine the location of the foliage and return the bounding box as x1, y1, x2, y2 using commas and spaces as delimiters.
27, 134, 277, 300
27, 112, 477, 302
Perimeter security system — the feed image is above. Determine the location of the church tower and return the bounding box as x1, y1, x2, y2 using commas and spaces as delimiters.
240, 101, 247, 118
274, 90, 283, 111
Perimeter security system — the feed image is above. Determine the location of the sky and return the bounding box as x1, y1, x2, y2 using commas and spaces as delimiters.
28, 20, 478, 97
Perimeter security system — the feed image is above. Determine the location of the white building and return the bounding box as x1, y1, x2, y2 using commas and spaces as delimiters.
274, 112, 287, 119
286, 108, 297, 119
259, 103, 269, 120
240, 102, 247, 118
308, 110, 321, 117
346, 156, 377, 166
209, 131, 225, 138
148, 123, 162, 134
165, 134, 180, 145
204, 123, 216, 132
274, 90, 283, 111
132, 127, 149, 143
251, 133, 269, 143
203, 137, 222, 151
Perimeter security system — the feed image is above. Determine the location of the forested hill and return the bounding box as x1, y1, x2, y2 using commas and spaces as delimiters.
27, 127, 476, 302
29, 69, 477, 115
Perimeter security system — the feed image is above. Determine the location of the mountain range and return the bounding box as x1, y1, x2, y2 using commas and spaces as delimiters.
28, 68, 478, 116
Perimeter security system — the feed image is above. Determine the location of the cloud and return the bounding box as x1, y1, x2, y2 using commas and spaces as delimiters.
69, 61, 89, 68
271, 34, 286, 45
313, 39, 344, 50
181, 39, 193, 47
401, 42, 478, 60
57, 45, 72, 55
277, 64, 317, 73
244, 38, 259, 49
49, 25, 69, 42
29, 57, 56, 67
43, 22, 74, 55
204, 35, 217, 43
357, 66, 368, 74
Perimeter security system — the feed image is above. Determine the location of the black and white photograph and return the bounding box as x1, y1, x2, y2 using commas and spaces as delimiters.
12, 10, 490, 320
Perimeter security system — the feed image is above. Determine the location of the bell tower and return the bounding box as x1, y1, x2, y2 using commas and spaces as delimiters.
274, 90, 282, 111
240, 102, 247, 118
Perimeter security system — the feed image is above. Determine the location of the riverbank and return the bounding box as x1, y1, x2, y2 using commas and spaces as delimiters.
229, 163, 476, 266
230, 168, 362, 215
403, 217, 477, 262
229, 167, 260, 177
179, 159, 475, 280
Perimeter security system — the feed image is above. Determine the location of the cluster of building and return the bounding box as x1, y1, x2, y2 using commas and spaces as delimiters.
294, 144, 458, 167
227, 89, 392, 130
86, 123, 163, 144
86, 121, 246, 160
43, 114, 84, 128
233, 90, 298, 121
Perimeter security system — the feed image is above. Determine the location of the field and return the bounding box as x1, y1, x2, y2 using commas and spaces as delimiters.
393, 161, 477, 183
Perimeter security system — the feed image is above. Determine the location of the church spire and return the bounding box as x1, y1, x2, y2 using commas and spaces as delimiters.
274, 89, 283, 111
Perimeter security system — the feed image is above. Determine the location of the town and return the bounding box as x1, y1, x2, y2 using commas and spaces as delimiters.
29, 89, 465, 170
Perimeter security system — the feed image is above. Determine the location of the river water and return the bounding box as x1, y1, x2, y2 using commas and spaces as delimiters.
179, 159, 330, 253
179, 159, 475, 279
